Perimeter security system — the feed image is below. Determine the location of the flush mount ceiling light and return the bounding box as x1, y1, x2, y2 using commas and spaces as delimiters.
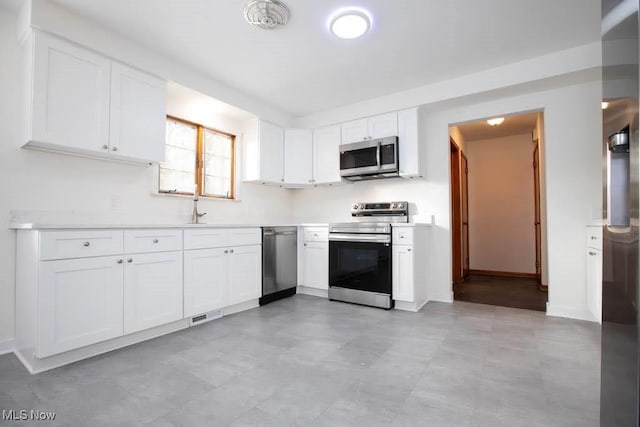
329, 8, 371, 39
244, 0, 290, 30
487, 117, 505, 126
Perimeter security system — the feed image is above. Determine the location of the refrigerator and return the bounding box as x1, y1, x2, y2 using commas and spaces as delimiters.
601, 1, 640, 425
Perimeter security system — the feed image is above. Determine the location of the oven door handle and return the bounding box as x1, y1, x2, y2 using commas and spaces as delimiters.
329, 234, 391, 243
376, 141, 381, 169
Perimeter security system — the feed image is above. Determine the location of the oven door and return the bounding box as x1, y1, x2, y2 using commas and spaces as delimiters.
340, 137, 398, 178
329, 234, 392, 295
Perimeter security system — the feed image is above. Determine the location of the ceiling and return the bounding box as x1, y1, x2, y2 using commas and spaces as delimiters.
455, 113, 539, 142
21, 1, 602, 117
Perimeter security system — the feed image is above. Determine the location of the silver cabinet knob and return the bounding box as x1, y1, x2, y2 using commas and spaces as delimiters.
153, 239, 159, 243
83, 242, 90, 247
589, 252, 597, 256
400, 236, 405, 239
112, 146, 118, 152
304, 243, 307, 246
224, 250, 228, 254
590, 236, 597, 240
127, 258, 133, 263
229, 249, 234, 254
102, 145, 108, 150
407, 248, 412, 252
117, 259, 123, 264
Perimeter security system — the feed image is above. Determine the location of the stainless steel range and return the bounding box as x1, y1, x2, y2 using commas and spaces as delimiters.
329, 201, 408, 309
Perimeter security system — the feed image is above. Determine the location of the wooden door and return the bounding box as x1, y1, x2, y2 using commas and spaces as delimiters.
533, 142, 542, 282
461, 153, 470, 278
450, 140, 463, 285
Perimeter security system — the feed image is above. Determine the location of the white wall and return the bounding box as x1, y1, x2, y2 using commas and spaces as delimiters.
0, 7, 294, 346
466, 133, 536, 274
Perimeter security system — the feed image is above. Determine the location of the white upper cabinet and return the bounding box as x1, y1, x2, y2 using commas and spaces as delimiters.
284, 128, 313, 185
312, 125, 341, 184
24, 30, 166, 164
30, 31, 111, 154
243, 119, 284, 183
397, 107, 422, 178
341, 112, 398, 144
109, 62, 166, 163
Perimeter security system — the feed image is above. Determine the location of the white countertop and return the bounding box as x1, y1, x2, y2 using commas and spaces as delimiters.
9, 223, 299, 230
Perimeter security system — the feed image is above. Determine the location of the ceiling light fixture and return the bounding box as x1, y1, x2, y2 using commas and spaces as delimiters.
487, 117, 505, 126
602, 101, 609, 110
329, 8, 371, 39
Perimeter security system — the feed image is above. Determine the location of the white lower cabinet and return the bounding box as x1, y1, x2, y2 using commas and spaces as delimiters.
123, 251, 183, 334
392, 246, 415, 302
303, 242, 329, 290
586, 226, 603, 323
228, 245, 262, 305
38, 256, 124, 358
184, 248, 228, 317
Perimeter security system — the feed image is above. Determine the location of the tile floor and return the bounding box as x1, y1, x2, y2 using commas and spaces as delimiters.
454, 275, 548, 312
0, 295, 600, 426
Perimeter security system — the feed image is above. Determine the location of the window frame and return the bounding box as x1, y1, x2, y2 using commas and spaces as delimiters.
159, 115, 236, 200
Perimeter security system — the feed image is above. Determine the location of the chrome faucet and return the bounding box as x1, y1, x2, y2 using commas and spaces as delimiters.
191, 187, 207, 224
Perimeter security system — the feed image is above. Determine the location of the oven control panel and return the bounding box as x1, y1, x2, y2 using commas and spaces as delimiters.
350, 201, 408, 216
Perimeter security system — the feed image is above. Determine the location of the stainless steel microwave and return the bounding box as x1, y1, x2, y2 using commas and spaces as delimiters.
339, 136, 399, 181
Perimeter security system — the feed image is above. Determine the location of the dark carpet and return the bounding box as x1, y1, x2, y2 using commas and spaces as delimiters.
454, 274, 548, 312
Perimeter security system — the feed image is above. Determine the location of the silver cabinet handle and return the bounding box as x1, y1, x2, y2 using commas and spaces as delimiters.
400, 235, 405, 239
117, 259, 123, 264
589, 252, 597, 256
112, 146, 118, 152
83, 242, 90, 247
127, 258, 133, 263
407, 248, 412, 252
224, 250, 228, 254
229, 249, 234, 254
102, 145, 108, 150
590, 236, 597, 240
153, 239, 159, 243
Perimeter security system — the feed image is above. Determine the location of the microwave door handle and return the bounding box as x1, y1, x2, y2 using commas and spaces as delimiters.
376, 141, 381, 168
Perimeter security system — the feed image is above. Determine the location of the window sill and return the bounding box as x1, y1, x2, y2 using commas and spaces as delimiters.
151, 191, 241, 202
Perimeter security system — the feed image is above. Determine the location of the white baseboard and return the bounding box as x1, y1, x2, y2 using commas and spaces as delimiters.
546, 303, 598, 322
428, 297, 454, 304
297, 286, 328, 298
0, 338, 14, 355
223, 299, 259, 316
394, 299, 429, 312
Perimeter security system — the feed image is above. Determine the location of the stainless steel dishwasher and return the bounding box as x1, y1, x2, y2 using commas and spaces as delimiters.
260, 226, 298, 305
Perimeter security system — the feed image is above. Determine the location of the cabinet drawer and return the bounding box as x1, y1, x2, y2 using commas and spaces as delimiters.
184, 228, 228, 250
41, 230, 123, 260
228, 228, 262, 247
304, 228, 328, 242
586, 227, 602, 251
393, 228, 414, 245
124, 229, 182, 254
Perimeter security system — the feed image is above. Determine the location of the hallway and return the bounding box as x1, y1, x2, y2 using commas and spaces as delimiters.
454, 275, 548, 312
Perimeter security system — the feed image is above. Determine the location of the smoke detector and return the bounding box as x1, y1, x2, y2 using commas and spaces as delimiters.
244, 0, 290, 30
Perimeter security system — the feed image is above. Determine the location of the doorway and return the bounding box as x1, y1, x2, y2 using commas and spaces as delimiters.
450, 113, 547, 311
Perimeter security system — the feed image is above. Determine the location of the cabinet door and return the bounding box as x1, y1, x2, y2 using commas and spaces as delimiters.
397, 108, 421, 177
586, 247, 602, 323
227, 245, 262, 305
341, 118, 369, 144
259, 121, 285, 183
368, 112, 398, 139
303, 242, 328, 290
38, 256, 124, 358
313, 125, 341, 184
110, 62, 166, 162
124, 251, 183, 334
284, 128, 313, 185
184, 248, 228, 317
392, 246, 415, 302
31, 32, 111, 153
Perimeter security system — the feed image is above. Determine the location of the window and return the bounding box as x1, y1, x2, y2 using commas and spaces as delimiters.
159, 116, 235, 199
